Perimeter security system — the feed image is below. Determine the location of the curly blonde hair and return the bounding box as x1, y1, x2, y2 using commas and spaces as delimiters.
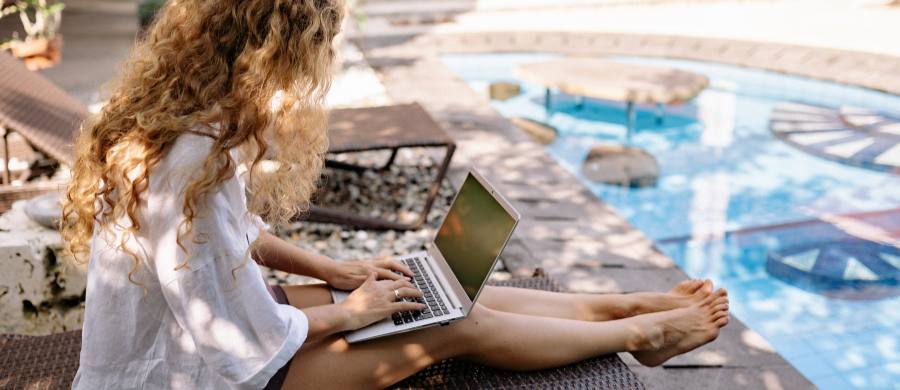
61, 0, 345, 277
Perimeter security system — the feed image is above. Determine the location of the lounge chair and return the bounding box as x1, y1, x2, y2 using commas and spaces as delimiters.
0, 270, 645, 389
303, 103, 456, 231
0, 52, 86, 212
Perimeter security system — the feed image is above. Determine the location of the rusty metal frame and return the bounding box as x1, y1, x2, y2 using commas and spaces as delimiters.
301, 142, 456, 231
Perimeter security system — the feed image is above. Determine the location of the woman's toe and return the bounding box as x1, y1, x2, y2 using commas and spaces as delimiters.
715, 316, 729, 327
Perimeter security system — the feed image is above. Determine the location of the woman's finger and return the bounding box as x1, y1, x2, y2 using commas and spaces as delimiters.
392, 301, 427, 312
374, 267, 404, 281
380, 259, 414, 277
396, 287, 424, 299
362, 271, 377, 286
386, 278, 416, 291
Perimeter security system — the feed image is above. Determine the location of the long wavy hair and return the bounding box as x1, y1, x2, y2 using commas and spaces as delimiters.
61, 0, 345, 277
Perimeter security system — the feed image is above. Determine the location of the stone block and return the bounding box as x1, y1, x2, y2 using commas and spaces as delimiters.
582, 144, 660, 188
509, 117, 556, 145
0, 201, 86, 334
488, 81, 521, 101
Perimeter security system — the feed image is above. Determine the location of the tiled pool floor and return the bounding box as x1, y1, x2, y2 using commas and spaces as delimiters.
658, 209, 900, 389
442, 53, 900, 389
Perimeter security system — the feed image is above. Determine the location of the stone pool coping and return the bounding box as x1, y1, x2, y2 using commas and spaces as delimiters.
351, 29, 830, 389
354, 30, 900, 97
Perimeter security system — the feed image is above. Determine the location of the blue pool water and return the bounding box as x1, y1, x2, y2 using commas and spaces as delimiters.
442, 53, 900, 389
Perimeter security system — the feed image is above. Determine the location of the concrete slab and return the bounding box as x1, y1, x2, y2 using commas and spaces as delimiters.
549, 267, 687, 294
522, 234, 674, 267
626, 365, 816, 390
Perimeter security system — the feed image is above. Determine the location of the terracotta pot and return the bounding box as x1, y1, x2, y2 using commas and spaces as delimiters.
10, 38, 49, 58
10, 35, 63, 71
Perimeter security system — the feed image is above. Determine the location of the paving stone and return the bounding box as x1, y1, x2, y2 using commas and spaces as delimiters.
502, 179, 610, 204
514, 200, 603, 222
522, 232, 674, 267
627, 365, 815, 390
549, 267, 688, 294
498, 237, 539, 277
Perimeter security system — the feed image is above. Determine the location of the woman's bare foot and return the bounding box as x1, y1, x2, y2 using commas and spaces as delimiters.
667, 279, 713, 306
614, 279, 712, 319
629, 288, 730, 367
670, 279, 710, 297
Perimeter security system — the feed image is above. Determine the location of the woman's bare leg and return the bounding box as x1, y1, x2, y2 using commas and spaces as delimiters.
282, 284, 334, 307
478, 279, 713, 321
280, 284, 729, 389
283, 278, 715, 322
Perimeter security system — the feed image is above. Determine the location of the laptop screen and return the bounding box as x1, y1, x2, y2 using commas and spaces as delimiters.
434, 173, 517, 301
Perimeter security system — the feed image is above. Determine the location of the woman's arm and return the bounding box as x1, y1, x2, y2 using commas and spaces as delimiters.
251, 231, 336, 281
301, 305, 354, 343
251, 231, 415, 290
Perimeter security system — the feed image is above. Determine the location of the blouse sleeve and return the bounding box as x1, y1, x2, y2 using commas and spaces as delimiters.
147, 167, 307, 389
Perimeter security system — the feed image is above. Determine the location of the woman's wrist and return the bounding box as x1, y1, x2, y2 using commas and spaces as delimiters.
335, 301, 361, 332
314, 255, 340, 282
302, 303, 358, 342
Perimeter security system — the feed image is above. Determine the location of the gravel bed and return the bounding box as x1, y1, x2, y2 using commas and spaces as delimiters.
262, 148, 465, 286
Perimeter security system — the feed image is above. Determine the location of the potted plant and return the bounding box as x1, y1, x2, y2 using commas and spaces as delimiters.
0, 0, 65, 70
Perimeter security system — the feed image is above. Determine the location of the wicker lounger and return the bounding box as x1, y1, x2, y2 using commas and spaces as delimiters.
394, 274, 645, 389
0, 274, 644, 390
0, 53, 86, 212
304, 103, 456, 231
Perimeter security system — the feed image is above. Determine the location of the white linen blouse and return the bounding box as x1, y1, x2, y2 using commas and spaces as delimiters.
72, 134, 309, 389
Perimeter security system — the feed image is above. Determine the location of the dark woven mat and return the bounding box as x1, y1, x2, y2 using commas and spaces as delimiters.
0, 276, 644, 390
392, 276, 645, 389
0, 330, 81, 390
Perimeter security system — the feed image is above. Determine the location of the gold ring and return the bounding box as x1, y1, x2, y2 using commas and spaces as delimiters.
394, 289, 400, 300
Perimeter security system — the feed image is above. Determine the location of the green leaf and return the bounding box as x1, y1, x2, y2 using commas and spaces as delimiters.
47, 3, 64, 14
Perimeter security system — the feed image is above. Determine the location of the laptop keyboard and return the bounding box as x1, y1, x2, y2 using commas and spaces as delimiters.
391, 256, 449, 326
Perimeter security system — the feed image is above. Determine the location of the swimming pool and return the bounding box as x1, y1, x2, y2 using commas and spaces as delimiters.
442, 53, 900, 389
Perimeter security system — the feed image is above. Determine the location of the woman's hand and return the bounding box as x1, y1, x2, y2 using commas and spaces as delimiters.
339, 273, 426, 331
326, 255, 415, 291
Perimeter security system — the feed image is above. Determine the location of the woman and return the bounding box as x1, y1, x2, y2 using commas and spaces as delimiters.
63, 0, 730, 388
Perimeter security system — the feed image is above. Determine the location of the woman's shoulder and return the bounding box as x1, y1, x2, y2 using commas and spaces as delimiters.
150, 132, 233, 197
159, 133, 217, 173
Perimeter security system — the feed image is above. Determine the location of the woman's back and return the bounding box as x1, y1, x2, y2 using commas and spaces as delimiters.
74, 134, 309, 390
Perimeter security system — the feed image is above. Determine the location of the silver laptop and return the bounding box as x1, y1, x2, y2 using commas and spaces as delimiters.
331, 169, 520, 343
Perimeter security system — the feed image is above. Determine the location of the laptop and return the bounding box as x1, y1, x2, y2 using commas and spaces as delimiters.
330, 169, 520, 343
